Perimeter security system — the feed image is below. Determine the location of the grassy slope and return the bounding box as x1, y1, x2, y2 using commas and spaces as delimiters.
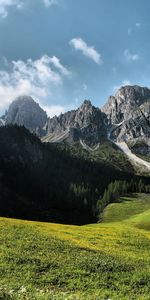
1, 194, 150, 299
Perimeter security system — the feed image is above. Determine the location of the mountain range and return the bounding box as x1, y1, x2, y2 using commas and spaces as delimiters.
1, 85, 149, 141
1, 85, 150, 161
0, 84, 150, 224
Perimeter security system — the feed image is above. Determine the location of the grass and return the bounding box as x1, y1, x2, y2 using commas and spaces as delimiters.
1, 194, 150, 299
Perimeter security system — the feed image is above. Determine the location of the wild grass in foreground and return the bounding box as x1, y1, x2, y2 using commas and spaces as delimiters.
1, 194, 150, 299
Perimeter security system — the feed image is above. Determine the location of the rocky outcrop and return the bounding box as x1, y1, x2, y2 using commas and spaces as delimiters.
45, 100, 107, 146
1, 85, 150, 150
102, 85, 150, 124
131, 140, 150, 156
5, 96, 47, 135
102, 85, 150, 143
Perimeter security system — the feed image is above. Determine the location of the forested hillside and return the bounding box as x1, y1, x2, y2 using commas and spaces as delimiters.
0, 125, 149, 224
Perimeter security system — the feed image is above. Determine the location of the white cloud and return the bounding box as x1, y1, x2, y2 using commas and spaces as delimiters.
83, 83, 87, 91
43, 102, 77, 117
43, 104, 65, 117
42, 0, 58, 8
69, 37, 102, 65
136, 22, 141, 28
0, 0, 23, 18
122, 80, 131, 86
0, 0, 60, 18
48, 56, 71, 76
124, 49, 139, 62
128, 23, 141, 36
0, 55, 71, 115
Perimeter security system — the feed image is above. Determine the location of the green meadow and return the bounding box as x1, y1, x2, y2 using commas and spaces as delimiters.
1, 194, 150, 300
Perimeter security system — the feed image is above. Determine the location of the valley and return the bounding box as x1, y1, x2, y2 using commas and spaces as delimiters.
0, 2, 150, 299
0, 85, 150, 225
0, 85, 150, 299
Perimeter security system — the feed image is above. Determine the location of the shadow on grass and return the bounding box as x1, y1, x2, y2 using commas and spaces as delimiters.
117, 193, 139, 203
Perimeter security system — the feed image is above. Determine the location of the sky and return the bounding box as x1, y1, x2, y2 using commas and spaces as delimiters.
0, 0, 150, 117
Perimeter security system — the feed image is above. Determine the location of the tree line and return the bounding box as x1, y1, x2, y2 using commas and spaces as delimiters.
0, 125, 150, 225
97, 179, 150, 218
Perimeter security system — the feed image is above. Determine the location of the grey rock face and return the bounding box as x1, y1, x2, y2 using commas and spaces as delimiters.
1, 85, 150, 149
6, 96, 47, 135
46, 100, 107, 146
102, 85, 150, 124
131, 142, 150, 156
115, 102, 150, 142
102, 85, 150, 143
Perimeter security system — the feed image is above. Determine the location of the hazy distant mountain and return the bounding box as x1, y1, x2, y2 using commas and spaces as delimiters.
5, 95, 47, 135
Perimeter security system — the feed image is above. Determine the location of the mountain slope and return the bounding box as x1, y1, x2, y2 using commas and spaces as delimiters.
5, 95, 47, 135
56, 140, 135, 173
0, 85, 150, 171
116, 141, 150, 171
102, 85, 150, 144
102, 85, 150, 124
45, 100, 107, 146
1, 125, 144, 224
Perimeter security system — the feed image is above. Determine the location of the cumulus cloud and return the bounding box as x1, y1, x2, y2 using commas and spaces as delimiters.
0, 55, 71, 116
43, 104, 65, 117
124, 49, 139, 62
0, 0, 60, 18
69, 37, 102, 65
0, 0, 23, 18
48, 56, 71, 76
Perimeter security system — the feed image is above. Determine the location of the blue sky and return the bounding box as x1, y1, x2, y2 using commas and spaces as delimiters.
0, 0, 150, 116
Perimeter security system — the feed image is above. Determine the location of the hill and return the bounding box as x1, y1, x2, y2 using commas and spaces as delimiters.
2, 125, 147, 225
1, 194, 150, 299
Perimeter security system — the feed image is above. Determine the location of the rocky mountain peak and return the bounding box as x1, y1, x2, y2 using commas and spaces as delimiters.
81, 99, 92, 107
1, 84, 149, 148
115, 85, 150, 105
45, 100, 107, 145
102, 85, 150, 125
75, 100, 101, 126
5, 95, 47, 135
102, 85, 150, 143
